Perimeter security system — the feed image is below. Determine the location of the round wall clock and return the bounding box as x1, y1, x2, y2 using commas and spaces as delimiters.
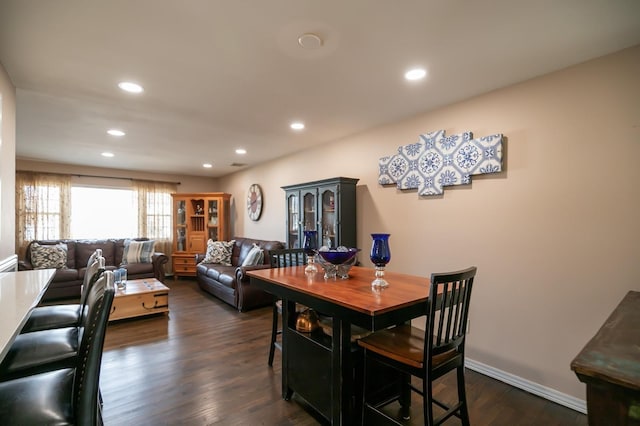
247, 184, 263, 221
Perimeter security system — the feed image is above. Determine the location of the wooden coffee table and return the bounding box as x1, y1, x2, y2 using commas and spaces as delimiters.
109, 278, 170, 321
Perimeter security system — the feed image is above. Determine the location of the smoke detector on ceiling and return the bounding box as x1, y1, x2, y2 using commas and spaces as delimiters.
298, 33, 323, 49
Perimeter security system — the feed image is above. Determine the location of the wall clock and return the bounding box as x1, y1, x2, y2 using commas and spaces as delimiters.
247, 184, 263, 221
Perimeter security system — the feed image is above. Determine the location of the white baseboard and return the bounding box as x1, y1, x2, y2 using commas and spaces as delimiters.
465, 358, 587, 414
0, 254, 18, 272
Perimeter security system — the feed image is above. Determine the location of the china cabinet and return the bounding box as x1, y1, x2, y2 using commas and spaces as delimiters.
282, 177, 358, 250
171, 192, 231, 278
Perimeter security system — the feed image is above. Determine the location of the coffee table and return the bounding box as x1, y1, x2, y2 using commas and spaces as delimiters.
109, 278, 170, 321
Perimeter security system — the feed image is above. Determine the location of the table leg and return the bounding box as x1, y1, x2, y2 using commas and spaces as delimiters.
331, 317, 354, 425
282, 298, 294, 401
400, 372, 411, 419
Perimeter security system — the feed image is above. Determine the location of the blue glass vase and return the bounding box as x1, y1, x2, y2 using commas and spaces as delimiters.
370, 233, 391, 288
303, 230, 319, 274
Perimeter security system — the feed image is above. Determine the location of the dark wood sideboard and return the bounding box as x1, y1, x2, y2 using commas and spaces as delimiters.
571, 291, 640, 425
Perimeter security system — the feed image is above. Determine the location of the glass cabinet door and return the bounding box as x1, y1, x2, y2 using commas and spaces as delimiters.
207, 199, 219, 241
287, 193, 300, 248
320, 187, 337, 248
175, 199, 187, 252
302, 191, 317, 231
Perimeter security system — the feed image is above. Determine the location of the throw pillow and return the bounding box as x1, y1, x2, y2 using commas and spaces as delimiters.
241, 243, 264, 267
121, 240, 155, 265
200, 239, 235, 266
30, 242, 68, 269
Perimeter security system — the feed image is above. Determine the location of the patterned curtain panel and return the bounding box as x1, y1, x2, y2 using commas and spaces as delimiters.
15, 172, 72, 259
133, 179, 175, 272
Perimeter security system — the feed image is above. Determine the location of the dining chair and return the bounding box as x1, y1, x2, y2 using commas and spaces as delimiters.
0, 261, 106, 382
268, 248, 307, 366
0, 270, 114, 425
357, 266, 477, 426
20, 249, 103, 333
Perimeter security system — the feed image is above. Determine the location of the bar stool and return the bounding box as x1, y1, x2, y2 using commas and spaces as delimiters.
358, 266, 477, 425
20, 249, 103, 333
267, 248, 307, 366
0, 271, 115, 424
0, 264, 106, 382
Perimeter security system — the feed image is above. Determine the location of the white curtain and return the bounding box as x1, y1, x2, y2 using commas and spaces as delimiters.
133, 180, 175, 271
15, 172, 72, 259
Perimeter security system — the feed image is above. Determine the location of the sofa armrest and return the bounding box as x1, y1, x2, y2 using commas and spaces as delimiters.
235, 263, 272, 283
18, 260, 34, 271
152, 252, 169, 283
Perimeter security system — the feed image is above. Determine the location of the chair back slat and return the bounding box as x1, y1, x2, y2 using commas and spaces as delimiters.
79, 255, 105, 305
269, 248, 307, 268
425, 267, 476, 360
74, 270, 115, 424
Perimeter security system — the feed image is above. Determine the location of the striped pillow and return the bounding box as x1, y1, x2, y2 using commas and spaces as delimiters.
121, 240, 155, 265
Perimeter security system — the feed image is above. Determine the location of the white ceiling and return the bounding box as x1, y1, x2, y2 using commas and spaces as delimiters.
1, 1, 639, 178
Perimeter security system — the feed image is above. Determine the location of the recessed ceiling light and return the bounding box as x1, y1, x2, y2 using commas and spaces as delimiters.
107, 129, 125, 137
202, 163, 213, 168
404, 68, 427, 81
235, 148, 247, 155
290, 122, 305, 130
118, 81, 144, 93
101, 152, 114, 158
298, 33, 323, 49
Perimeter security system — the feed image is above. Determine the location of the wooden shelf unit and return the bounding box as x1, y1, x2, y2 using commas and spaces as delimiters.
171, 192, 231, 279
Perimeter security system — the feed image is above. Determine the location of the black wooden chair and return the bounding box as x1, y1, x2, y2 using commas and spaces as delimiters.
357, 266, 477, 426
20, 249, 104, 333
0, 270, 115, 425
268, 248, 307, 366
0, 260, 106, 382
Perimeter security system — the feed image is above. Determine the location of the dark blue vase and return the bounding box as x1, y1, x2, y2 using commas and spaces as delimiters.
303, 230, 318, 273
370, 233, 390, 288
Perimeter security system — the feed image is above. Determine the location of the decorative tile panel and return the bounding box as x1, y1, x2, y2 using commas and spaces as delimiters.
378, 130, 503, 196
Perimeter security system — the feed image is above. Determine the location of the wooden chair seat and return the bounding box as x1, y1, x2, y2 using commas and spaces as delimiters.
358, 324, 458, 370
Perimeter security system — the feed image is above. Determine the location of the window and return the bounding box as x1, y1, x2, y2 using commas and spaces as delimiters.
70, 187, 138, 239
23, 184, 62, 241
144, 192, 172, 239
16, 171, 175, 259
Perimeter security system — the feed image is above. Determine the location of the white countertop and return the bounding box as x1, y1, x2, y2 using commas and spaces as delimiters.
0, 269, 56, 363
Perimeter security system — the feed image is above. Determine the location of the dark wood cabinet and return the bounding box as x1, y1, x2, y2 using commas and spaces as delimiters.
282, 177, 358, 250
571, 291, 640, 425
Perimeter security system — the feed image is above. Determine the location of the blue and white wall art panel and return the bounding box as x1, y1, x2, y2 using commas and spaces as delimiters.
378, 130, 503, 196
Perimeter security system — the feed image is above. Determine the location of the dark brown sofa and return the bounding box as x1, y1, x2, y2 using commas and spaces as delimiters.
195, 237, 284, 312
19, 238, 168, 302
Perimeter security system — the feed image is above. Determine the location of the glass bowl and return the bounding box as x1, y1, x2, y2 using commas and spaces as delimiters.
317, 248, 359, 265
317, 248, 359, 279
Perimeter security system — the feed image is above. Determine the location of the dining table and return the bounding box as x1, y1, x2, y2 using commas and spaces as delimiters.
247, 264, 431, 425
0, 268, 56, 364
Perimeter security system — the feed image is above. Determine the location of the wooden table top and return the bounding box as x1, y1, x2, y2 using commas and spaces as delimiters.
0, 269, 55, 363
116, 278, 169, 297
571, 290, 640, 391
247, 265, 431, 316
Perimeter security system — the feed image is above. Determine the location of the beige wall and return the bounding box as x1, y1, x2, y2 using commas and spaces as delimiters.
0, 62, 16, 261
219, 45, 640, 399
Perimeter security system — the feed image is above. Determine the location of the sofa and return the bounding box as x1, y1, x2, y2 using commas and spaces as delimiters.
195, 237, 285, 312
19, 238, 169, 302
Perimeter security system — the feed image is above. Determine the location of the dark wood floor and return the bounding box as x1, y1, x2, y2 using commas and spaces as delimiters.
100, 278, 587, 425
